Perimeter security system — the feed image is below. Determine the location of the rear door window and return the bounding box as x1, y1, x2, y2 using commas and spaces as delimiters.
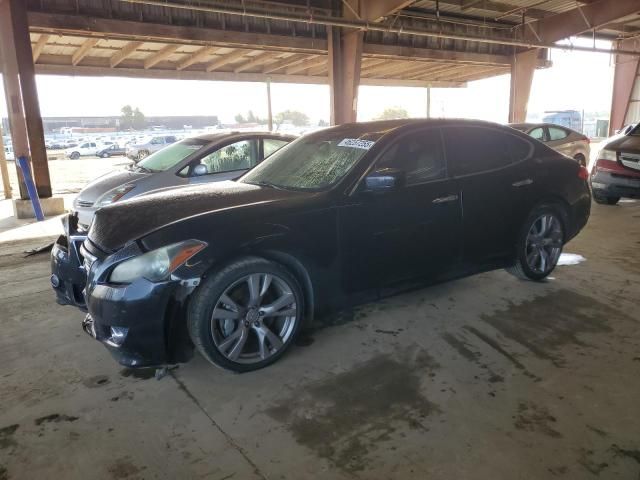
195, 140, 259, 175
443, 126, 532, 176
529, 127, 546, 141
548, 127, 569, 141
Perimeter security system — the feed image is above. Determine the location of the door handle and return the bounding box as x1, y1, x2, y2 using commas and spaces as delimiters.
512, 178, 533, 187
432, 194, 459, 204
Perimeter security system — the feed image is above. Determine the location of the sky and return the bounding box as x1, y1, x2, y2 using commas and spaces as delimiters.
0, 38, 614, 125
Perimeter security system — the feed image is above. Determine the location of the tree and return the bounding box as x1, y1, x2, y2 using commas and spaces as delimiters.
132, 108, 145, 130
274, 110, 310, 130
318, 119, 328, 127
374, 106, 409, 120
120, 105, 146, 130
234, 113, 246, 124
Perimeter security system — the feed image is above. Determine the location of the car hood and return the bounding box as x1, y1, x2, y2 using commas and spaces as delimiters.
88, 181, 312, 252
76, 169, 150, 204
602, 134, 640, 153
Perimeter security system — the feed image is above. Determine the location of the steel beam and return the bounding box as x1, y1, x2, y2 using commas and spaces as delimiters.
520, 0, 640, 44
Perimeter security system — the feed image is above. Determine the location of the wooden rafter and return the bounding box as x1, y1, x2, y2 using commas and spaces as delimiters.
177, 46, 217, 71
32, 34, 49, 63
286, 56, 326, 75
144, 44, 179, 69
110, 41, 143, 68
205, 49, 248, 72
262, 55, 310, 74
233, 51, 277, 73
71, 38, 99, 66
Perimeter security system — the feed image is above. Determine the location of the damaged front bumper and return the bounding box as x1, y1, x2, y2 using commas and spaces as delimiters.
81, 239, 196, 368
50, 214, 89, 310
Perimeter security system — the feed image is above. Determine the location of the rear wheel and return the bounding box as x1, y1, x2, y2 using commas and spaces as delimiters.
188, 257, 304, 372
506, 205, 565, 281
593, 193, 620, 205
70, 151, 80, 160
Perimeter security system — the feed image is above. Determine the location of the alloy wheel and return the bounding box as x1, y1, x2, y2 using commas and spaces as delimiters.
525, 213, 563, 275
210, 273, 298, 364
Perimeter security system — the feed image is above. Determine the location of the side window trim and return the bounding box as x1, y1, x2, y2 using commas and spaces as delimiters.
356, 126, 450, 191
443, 126, 534, 179
189, 138, 258, 177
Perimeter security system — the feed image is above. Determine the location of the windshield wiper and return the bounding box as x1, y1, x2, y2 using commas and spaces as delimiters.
249, 180, 286, 190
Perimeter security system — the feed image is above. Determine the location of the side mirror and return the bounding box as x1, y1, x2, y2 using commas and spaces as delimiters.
363, 168, 405, 192
193, 164, 208, 176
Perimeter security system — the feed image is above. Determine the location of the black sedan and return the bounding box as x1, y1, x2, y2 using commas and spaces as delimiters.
64, 119, 591, 372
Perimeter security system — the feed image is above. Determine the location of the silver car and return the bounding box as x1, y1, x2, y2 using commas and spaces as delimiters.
72, 132, 295, 230
126, 134, 179, 161
510, 123, 590, 166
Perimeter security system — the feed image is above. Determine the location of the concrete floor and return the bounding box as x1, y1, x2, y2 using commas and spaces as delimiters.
1, 201, 639, 480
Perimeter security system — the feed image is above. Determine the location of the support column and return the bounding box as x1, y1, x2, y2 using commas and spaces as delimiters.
266, 77, 273, 132
508, 49, 538, 123
0, 0, 52, 198
328, 26, 363, 125
609, 38, 640, 135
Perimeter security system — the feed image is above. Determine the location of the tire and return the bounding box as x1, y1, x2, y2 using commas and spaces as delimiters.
574, 154, 586, 167
100, 152, 110, 158
137, 150, 149, 160
506, 204, 566, 282
70, 151, 80, 160
593, 193, 620, 205
187, 256, 304, 372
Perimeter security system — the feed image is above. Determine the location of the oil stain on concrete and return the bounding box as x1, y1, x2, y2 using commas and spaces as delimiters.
480, 289, 624, 367
266, 350, 439, 474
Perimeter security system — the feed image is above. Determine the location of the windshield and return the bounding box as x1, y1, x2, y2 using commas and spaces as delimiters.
240, 128, 384, 191
137, 138, 208, 172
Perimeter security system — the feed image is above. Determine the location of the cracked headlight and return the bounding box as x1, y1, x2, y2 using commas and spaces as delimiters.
109, 240, 207, 284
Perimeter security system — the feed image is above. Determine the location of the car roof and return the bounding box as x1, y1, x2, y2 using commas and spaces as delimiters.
313, 118, 520, 139
186, 131, 298, 143
508, 122, 583, 134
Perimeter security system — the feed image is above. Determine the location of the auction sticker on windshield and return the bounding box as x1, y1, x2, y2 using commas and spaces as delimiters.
338, 138, 375, 150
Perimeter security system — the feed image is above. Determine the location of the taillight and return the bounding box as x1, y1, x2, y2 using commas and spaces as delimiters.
578, 165, 589, 180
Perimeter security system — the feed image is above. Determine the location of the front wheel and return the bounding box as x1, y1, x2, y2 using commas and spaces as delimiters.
137, 150, 149, 160
188, 257, 304, 372
100, 152, 110, 158
506, 206, 565, 281
70, 151, 80, 160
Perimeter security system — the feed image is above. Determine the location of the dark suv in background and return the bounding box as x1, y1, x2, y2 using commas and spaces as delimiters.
590, 125, 640, 204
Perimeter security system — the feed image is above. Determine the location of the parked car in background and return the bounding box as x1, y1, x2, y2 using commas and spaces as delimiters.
46, 141, 67, 150
3, 144, 14, 161
126, 135, 178, 161
53, 119, 590, 372
590, 124, 640, 205
66, 142, 99, 159
510, 123, 590, 166
97, 144, 127, 158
